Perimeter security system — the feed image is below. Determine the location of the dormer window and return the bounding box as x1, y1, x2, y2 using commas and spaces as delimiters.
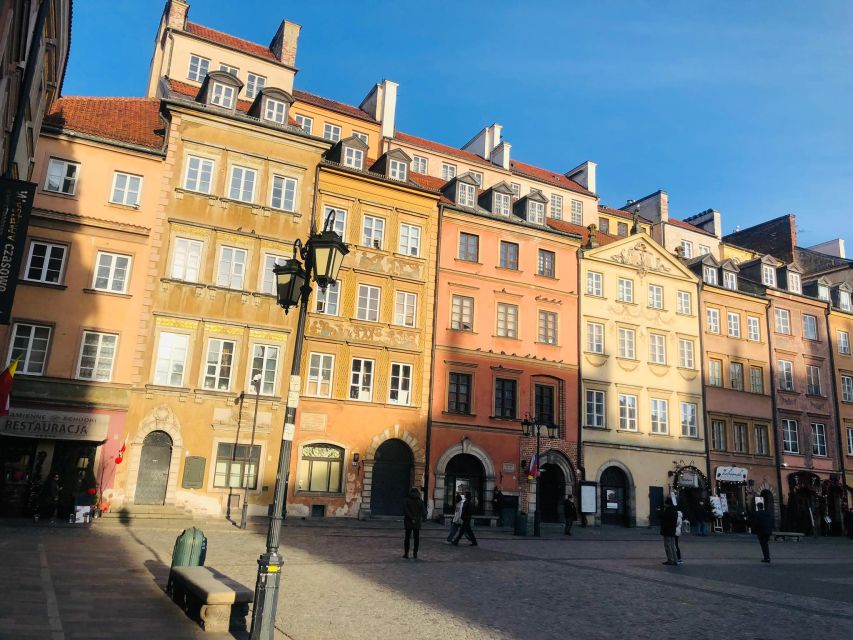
528, 200, 545, 224
818, 285, 830, 301
344, 146, 364, 170
788, 272, 801, 294
469, 171, 483, 186
494, 192, 511, 216
458, 183, 476, 208
389, 159, 407, 181
264, 98, 287, 124
703, 266, 718, 285
723, 271, 737, 290
211, 82, 235, 108
762, 265, 776, 287
841, 291, 852, 311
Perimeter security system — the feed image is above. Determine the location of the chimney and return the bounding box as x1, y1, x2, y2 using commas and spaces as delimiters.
462, 124, 502, 161
492, 141, 511, 170
565, 161, 597, 194
683, 208, 722, 238
270, 20, 301, 67
166, 0, 189, 30
623, 190, 668, 223
359, 79, 398, 139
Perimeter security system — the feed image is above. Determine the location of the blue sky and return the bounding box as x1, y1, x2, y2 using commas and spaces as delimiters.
65, 1, 853, 251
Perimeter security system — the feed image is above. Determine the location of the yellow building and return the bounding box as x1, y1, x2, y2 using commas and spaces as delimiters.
580, 230, 706, 527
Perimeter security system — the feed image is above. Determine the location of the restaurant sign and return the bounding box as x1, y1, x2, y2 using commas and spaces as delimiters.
715, 466, 748, 483
0, 408, 110, 441
0, 177, 36, 324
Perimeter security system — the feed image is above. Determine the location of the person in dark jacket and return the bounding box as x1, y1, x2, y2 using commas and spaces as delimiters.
753, 503, 774, 563
45, 473, 62, 523
660, 497, 679, 565
492, 487, 504, 525
403, 487, 425, 559
564, 497, 577, 535
452, 491, 478, 546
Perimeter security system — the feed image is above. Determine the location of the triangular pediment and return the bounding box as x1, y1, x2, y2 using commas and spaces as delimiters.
584, 233, 698, 281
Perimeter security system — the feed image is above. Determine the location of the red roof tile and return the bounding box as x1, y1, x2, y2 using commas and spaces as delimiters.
547, 218, 619, 246
44, 97, 165, 151
509, 160, 594, 197
598, 204, 652, 222
407, 173, 447, 192
292, 89, 376, 124
396, 131, 493, 168
184, 22, 277, 62
667, 217, 716, 237
167, 79, 254, 112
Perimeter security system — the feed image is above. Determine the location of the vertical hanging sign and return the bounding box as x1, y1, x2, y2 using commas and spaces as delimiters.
0, 177, 35, 324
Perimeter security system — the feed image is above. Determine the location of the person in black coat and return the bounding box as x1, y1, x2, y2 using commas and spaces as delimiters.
402, 487, 425, 559
452, 491, 478, 546
660, 497, 679, 565
564, 497, 577, 535
752, 503, 774, 563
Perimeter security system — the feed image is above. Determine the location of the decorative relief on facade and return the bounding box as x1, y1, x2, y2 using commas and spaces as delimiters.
170, 223, 208, 238
204, 323, 244, 336
249, 329, 288, 343
778, 394, 798, 407
616, 358, 640, 373
583, 353, 609, 368
300, 412, 328, 432
307, 317, 420, 350
155, 317, 198, 330
610, 242, 673, 277
353, 249, 425, 281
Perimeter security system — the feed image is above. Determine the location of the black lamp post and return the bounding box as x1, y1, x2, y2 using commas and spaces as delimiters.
521, 415, 558, 537
250, 214, 348, 639
240, 373, 262, 530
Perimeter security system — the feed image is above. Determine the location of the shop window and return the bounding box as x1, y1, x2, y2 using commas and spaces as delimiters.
297, 444, 344, 493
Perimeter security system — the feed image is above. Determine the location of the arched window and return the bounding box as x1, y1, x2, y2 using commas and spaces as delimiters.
298, 444, 344, 493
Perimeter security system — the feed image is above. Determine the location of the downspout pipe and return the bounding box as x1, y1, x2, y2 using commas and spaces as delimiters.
824, 305, 848, 520
576, 242, 585, 526
423, 201, 444, 517
696, 280, 713, 501
766, 300, 786, 528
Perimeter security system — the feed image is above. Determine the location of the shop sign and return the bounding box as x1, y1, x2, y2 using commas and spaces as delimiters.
679, 470, 699, 488
715, 466, 748, 483
0, 177, 36, 324
0, 408, 110, 441
580, 481, 597, 514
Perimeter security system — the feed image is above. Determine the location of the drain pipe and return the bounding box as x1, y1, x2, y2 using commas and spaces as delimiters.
766, 300, 786, 527
423, 202, 444, 517
824, 305, 848, 525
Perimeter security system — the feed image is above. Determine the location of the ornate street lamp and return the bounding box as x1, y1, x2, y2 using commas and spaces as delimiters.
251, 213, 348, 639
522, 415, 558, 537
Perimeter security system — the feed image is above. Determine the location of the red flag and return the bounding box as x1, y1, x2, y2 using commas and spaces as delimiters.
0, 359, 18, 417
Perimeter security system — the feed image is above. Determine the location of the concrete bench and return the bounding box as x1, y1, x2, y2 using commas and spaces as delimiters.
169, 566, 253, 633
773, 531, 802, 542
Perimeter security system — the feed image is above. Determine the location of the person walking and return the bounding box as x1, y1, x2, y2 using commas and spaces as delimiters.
660, 497, 679, 565
403, 487, 425, 559
446, 493, 463, 544
452, 491, 478, 546
674, 504, 684, 564
492, 487, 504, 525
753, 502, 774, 563
45, 473, 62, 523
694, 500, 709, 536
564, 497, 577, 536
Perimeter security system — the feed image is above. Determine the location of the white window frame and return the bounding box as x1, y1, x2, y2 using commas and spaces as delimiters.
617, 277, 634, 303
451, 295, 474, 331
270, 175, 297, 212
356, 284, 380, 322
388, 362, 413, 406
839, 330, 851, 355
210, 82, 235, 108
806, 365, 821, 395
411, 155, 428, 174
295, 114, 313, 134
171, 237, 203, 282
343, 146, 364, 170
618, 394, 638, 431
216, 245, 247, 290
841, 375, 853, 402
788, 272, 802, 294
399, 223, 421, 257
649, 333, 666, 364
75, 331, 117, 382
44, 158, 79, 195
706, 308, 721, 333
803, 314, 818, 341
260, 254, 286, 295
818, 285, 830, 301
219, 63, 239, 76
570, 199, 583, 225
246, 72, 266, 99
469, 171, 483, 186
92, 251, 131, 294
458, 183, 476, 208
494, 192, 511, 216
775, 308, 791, 334
723, 271, 737, 290
389, 159, 408, 181
362, 215, 385, 249
203, 338, 236, 391
650, 398, 669, 434
323, 123, 341, 142
184, 155, 214, 194
441, 163, 457, 181
550, 194, 563, 220
586, 322, 604, 354
264, 98, 287, 124
747, 316, 761, 341
538, 310, 558, 345
618, 327, 636, 359
811, 423, 827, 457
709, 359, 722, 386
496, 302, 519, 338
727, 312, 741, 338
849, 428, 853, 455
778, 359, 794, 391
750, 366, 764, 394
681, 240, 694, 259
703, 266, 718, 286
153, 331, 189, 387
527, 200, 545, 224
228, 165, 256, 203
680, 402, 698, 437
10, 323, 51, 375
306, 353, 334, 398
841, 291, 852, 312
782, 419, 799, 453
678, 339, 694, 369
677, 290, 692, 315
323, 206, 347, 239
187, 54, 210, 82
352, 132, 369, 145
314, 281, 340, 316
587, 271, 603, 296
585, 389, 605, 427
249, 343, 280, 396
698, 245, 711, 256
394, 291, 418, 328
24, 241, 66, 284
730, 362, 744, 390
648, 284, 663, 309
110, 172, 142, 206
762, 265, 777, 287
349, 358, 374, 402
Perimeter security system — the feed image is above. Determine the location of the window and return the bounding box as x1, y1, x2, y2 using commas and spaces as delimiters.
538, 250, 555, 277
599, 218, 610, 234
677, 291, 692, 315
538, 311, 558, 344
214, 443, 261, 490
458, 232, 479, 261
9, 323, 50, 376
723, 271, 737, 290
270, 175, 296, 211
679, 339, 694, 369
44, 158, 79, 195
469, 171, 483, 186
755, 425, 769, 455
249, 344, 279, 395
24, 241, 66, 283
842, 376, 853, 402
389, 159, 407, 181
306, 353, 334, 397
184, 155, 214, 193
496, 303, 518, 338
210, 82, 235, 108
806, 365, 821, 395
356, 284, 380, 322
203, 339, 235, 391
838, 331, 851, 355
528, 201, 545, 224
648, 284, 663, 309
699, 245, 711, 256
618, 327, 636, 359
394, 291, 417, 327
788, 272, 802, 294
187, 54, 210, 81
730, 362, 744, 390
260, 254, 285, 295
493, 192, 511, 216
343, 146, 364, 170
411, 155, 428, 174
712, 420, 727, 451
494, 378, 517, 418
451, 295, 474, 330
617, 222, 628, 237
399, 224, 421, 257
703, 266, 718, 285
110, 172, 142, 206
153, 332, 188, 386
216, 246, 247, 289
812, 423, 827, 456
297, 444, 343, 493
762, 265, 776, 287
617, 278, 634, 303
619, 394, 637, 431
803, 314, 818, 341
778, 360, 794, 391
550, 194, 563, 220
229, 166, 256, 202
246, 72, 266, 99
448, 372, 472, 413
93, 252, 131, 293
499, 241, 519, 270
649, 334, 666, 364
733, 423, 748, 453
650, 398, 669, 434
587, 271, 603, 296
362, 215, 385, 249
219, 63, 238, 76
510, 182, 521, 198
570, 199, 583, 225
586, 322, 604, 354
680, 402, 698, 437
782, 420, 799, 453
709, 359, 722, 386
295, 114, 313, 134
748, 316, 760, 341
323, 206, 346, 239
441, 163, 457, 181
323, 123, 341, 142
389, 363, 413, 405
458, 183, 476, 208
585, 389, 605, 427
774, 308, 791, 334
314, 281, 340, 316
681, 240, 694, 259
74, 331, 117, 382
816, 285, 830, 301
349, 358, 374, 401
535, 385, 556, 426
706, 308, 720, 333
841, 291, 852, 312
849, 428, 853, 455
750, 366, 764, 394
727, 312, 741, 338
171, 237, 202, 282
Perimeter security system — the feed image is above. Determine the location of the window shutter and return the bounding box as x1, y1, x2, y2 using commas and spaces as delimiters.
182, 456, 206, 489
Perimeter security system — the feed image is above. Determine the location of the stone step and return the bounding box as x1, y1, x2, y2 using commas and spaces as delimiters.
101, 505, 194, 519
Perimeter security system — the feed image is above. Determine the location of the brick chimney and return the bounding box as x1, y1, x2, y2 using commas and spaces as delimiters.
566, 161, 597, 194
165, 0, 189, 30
359, 79, 398, 139
270, 20, 301, 67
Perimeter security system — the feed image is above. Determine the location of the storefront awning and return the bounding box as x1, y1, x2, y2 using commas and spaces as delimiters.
0, 408, 110, 442
716, 466, 748, 483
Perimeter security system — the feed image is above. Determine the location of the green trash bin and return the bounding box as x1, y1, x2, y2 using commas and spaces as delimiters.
168, 527, 207, 592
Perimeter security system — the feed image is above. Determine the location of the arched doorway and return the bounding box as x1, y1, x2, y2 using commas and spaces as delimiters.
539, 463, 566, 523
600, 466, 629, 526
134, 431, 173, 505
443, 454, 485, 515
369, 439, 413, 516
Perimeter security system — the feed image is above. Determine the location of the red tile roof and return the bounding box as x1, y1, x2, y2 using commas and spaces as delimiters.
165, 79, 299, 126
667, 217, 716, 237
184, 22, 277, 62
292, 89, 376, 123
598, 204, 651, 223
547, 219, 619, 246
44, 97, 165, 151
396, 131, 493, 167
407, 172, 447, 192
509, 160, 593, 197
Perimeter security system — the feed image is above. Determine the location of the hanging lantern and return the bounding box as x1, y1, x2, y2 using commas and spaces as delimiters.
308, 228, 349, 291
274, 257, 307, 313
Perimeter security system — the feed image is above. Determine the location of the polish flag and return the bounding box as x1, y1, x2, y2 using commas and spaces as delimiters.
0, 359, 18, 417
528, 453, 539, 480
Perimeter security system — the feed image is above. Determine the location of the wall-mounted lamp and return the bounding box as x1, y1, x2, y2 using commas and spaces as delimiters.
352, 452, 360, 468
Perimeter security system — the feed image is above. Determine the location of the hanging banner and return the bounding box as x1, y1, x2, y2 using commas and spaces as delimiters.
0, 177, 36, 324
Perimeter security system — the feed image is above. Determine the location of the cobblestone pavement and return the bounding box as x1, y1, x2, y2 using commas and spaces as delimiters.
2, 518, 853, 640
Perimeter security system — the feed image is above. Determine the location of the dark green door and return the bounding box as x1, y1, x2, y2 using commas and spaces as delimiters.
134, 431, 172, 505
